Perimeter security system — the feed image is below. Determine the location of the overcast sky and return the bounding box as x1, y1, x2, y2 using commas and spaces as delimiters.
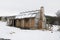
0, 0, 60, 16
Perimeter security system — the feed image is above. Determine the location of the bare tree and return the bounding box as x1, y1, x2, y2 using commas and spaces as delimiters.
56, 10, 60, 31
56, 10, 60, 17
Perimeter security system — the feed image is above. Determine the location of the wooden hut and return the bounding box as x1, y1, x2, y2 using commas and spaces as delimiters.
8, 6, 46, 29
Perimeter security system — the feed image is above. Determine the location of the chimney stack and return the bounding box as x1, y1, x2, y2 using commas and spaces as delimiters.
38, 6, 44, 29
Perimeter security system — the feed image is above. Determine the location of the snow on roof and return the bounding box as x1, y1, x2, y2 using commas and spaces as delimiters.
15, 10, 39, 19
15, 9, 57, 19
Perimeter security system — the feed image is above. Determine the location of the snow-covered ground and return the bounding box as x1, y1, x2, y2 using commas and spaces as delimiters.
0, 21, 60, 40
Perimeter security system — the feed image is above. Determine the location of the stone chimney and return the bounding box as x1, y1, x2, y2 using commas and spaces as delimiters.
38, 6, 44, 29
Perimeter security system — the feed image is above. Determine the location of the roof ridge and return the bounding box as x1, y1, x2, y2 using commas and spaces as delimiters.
20, 10, 39, 13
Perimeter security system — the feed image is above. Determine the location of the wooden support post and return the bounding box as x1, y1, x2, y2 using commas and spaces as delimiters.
13, 19, 14, 26
23, 19, 24, 27
29, 18, 31, 28
21, 19, 24, 28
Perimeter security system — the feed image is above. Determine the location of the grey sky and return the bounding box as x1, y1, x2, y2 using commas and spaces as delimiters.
0, 0, 60, 16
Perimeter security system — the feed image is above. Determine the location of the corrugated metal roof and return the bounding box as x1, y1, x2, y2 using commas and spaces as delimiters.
15, 10, 39, 19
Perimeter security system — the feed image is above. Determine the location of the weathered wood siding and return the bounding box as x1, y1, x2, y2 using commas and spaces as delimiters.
23, 18, 35, 28
30, 18, 35, 28
20, 19, 24, 28
24, 18, 30, 28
